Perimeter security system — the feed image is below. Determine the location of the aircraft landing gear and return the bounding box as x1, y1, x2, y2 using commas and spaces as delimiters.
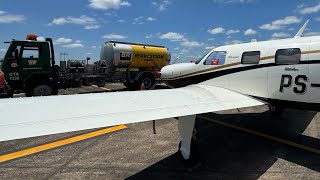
178, 115, 200, 167
178, 132, 199, 167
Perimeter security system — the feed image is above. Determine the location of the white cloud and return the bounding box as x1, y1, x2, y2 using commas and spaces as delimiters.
303, 32, 320, 36
298, 3, 320, 14
145, 34, 153, 39
55, 37, 73, 44
49, 15, 100, 30
84, 25, 101, 29
153, 0, 172, 11
159, 32, 185, 41
205, 46, 216, 50
225, 40, 242, 45
0, 11, 25, 23
213, 0, 254, 4
272, 16, 302, 25
118, 19, 126, 23
260, 16, 302, 30
103, 34, 127, 39
208, 38, 215, 41
288, 27, 295, 31
105, 12, 118, 16
89, 0, 131, 10
147, 17, 157, 21
226, 29, 240, 35
272, 32, 290, 38
133, 16, 156, 24
0, 48, 7, 52
208, 27, 225, 34
91, 45, 97, 48
50, 15, 96, 25
180, 40, 204, 47
63, 43, 84, 48
244, 29, 257, 35
132, 16, 144, 24
180, 49, 190, 54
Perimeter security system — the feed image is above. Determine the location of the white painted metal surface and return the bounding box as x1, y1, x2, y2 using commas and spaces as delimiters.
0, 85, 264, 142
178, 115, 196, 159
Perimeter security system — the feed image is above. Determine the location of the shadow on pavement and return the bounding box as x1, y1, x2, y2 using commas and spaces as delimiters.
127, 108, 320, 179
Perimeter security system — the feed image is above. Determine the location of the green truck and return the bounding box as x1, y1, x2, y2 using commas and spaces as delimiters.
1, 36, 60, 97
0, 35, 171, 98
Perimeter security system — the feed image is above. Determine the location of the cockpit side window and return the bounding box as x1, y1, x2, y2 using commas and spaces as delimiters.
204, 51, 226, 65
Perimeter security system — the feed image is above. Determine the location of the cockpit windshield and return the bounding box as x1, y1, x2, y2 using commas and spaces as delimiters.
195, 54, 207, 64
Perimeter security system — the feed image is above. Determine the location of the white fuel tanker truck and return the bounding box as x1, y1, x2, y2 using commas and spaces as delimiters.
100, 41, 171, 89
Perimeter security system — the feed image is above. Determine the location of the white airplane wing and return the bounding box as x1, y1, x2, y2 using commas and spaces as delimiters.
0, 84, 264, 142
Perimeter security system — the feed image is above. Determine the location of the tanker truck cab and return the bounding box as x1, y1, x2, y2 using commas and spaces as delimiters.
2, 35, 58, 97
100, 41, 171, 90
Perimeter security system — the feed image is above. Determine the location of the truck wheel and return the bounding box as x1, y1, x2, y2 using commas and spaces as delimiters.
138, 74, 155, 90
7, 89, 14, 98
32, 84, 53, 96
123, 82, 137, 90
52, 87, 58, 95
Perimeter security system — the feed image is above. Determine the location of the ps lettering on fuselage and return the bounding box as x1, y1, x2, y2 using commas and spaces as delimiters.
279, 74, 308, 94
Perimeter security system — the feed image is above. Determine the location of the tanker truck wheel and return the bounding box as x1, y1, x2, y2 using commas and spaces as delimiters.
123, 82, 137, 90
138, 74, 156, 90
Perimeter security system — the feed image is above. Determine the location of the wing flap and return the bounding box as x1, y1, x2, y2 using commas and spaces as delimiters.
0, 85, 264, 142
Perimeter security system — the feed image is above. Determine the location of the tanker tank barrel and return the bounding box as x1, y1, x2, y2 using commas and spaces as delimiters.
107, 41, 165, 48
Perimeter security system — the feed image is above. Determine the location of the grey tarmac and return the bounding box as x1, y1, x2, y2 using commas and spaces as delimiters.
0, 83, 319, 180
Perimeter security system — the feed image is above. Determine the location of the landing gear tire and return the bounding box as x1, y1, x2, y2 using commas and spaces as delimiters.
178, 136, 199, 167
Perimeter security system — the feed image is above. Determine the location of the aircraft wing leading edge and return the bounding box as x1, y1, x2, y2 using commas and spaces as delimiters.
0, 85, 264, 142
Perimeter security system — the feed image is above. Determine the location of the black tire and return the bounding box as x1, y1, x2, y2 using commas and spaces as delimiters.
25, 81, 54, 97
138, 74, 156, 90
32, 84, 53, 96
178, 137, 199, 167
52, 87, 58, 95
25, 86, 33, 97
7, 89, 14, 98
123, 82, 138, 90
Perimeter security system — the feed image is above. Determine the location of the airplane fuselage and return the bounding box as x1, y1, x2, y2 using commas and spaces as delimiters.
161, 36, 320, 111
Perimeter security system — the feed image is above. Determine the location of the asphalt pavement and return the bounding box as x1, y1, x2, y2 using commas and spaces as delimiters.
0, 84, 319, 179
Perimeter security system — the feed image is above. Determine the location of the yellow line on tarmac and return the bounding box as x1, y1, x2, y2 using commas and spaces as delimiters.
0, 125, 127, 163
198, 115, 320, 154
91, 85, 111, 91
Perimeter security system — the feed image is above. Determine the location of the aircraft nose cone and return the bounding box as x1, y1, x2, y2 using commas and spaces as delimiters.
160, 65, 174, 79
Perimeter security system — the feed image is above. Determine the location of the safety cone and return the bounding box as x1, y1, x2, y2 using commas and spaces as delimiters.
140, 83, 145, 90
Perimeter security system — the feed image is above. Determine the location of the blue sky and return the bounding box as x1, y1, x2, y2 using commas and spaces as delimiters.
1, 0, 320, 63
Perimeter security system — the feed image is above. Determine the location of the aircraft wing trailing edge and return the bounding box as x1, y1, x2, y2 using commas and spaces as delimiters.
0, 85, 264, 142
